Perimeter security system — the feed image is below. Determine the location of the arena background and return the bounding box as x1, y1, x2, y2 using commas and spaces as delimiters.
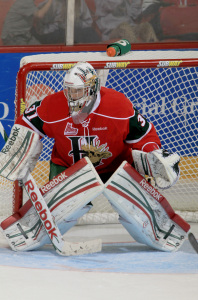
0, 2, 198, 299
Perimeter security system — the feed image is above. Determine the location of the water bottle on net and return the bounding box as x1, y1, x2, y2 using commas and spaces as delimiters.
106, 39, 131, 57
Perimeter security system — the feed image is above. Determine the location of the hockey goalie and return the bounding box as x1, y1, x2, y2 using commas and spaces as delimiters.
0, 61, 190, 255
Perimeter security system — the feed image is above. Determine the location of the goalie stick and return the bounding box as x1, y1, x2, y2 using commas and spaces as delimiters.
188, 232, 198, 254
22, 172, 102, 256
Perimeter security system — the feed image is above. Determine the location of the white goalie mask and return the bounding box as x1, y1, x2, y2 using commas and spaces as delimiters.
63, 62, 100, 124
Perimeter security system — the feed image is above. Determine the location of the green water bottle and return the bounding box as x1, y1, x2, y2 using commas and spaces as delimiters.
106, 39, 131, 57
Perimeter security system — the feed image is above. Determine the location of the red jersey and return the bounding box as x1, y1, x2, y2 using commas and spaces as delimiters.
16, 87, 161, 175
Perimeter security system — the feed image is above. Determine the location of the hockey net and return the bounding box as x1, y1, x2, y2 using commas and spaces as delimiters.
0, 50, 198, 223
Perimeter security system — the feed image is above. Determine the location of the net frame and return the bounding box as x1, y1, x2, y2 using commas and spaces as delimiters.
2, 50, 198, 223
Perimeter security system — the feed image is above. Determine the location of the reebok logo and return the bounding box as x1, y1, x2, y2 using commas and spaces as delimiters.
92, 127, 108, 131
41, 173, 67, 194
25, 179, 58, 240
1, 127, 20, 154
139, 179, 162, 201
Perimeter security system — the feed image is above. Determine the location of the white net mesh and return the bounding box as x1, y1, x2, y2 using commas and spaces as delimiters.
0, 51, 198, 223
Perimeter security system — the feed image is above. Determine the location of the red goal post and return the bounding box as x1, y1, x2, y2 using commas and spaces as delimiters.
0, 49, 198, 224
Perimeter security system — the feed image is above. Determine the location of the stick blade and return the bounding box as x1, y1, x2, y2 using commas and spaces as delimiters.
188, 233, 198, 254
57, 239, 102, 256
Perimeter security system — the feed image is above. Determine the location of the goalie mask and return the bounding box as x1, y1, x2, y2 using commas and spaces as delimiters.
63, 62, 100, 124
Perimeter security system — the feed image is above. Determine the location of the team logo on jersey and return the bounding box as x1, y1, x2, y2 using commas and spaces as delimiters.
64, 123, 78, 135
67, 136, 112, 167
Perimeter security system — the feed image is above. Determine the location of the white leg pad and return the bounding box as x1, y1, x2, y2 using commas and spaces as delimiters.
104, 161, 190, 252
1, 157, 103, 251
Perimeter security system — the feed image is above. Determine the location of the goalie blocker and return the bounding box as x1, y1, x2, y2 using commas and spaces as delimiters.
0, 124, 43, 181
104, 161, 190, 252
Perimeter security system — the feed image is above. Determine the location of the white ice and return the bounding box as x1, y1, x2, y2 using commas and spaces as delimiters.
0, 223, 198, 300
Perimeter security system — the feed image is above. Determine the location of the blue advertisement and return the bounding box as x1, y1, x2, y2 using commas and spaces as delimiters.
0, 52, 42, 149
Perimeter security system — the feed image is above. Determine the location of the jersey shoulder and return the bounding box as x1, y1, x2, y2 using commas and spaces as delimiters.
37, 91, 69, 123
98, 87, 134, 119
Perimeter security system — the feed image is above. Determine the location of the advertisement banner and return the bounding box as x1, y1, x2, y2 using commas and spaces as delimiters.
0, 52, 41, 149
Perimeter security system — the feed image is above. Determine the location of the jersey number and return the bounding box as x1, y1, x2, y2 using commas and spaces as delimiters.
25, 105, 37, 121
138, 114, 146, 127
